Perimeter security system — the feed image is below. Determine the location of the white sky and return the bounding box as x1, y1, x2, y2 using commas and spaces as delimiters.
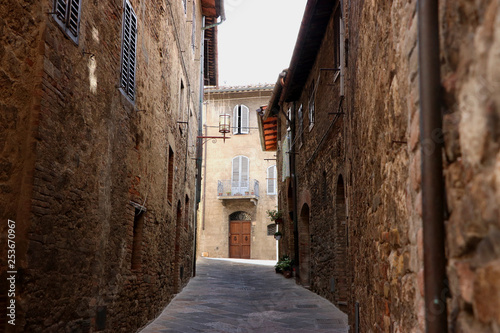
218, 0, 307, 86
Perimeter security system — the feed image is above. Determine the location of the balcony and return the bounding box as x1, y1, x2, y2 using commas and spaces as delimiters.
217, 180, 260, 205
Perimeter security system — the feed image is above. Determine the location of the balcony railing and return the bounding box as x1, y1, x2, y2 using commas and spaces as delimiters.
217, 179, 260, 198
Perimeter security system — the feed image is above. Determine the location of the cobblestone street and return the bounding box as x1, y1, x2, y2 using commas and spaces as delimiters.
139, 258, 349, 333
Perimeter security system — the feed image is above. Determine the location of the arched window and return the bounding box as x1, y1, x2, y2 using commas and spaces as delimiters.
233, 105, 250, 134
267, 165, 277, 195
232, 156, 249, 194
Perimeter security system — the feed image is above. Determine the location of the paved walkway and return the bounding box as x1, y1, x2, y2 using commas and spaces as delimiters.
139, 258, 349, 333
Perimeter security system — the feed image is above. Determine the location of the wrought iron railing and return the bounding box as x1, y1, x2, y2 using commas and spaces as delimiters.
217, 179, 259, 198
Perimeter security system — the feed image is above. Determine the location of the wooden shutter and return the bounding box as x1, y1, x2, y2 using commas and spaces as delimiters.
121, 1, 137, 101
267, 165, 276, 194
67, 0, 81, 38
233, 105, 239, 134
240, 105, 249, 134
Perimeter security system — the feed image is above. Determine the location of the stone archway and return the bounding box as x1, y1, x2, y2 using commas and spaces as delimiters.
299, 203, 311, 286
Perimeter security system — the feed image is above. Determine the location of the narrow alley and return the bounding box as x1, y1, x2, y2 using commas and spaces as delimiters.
139, 258, 348, 333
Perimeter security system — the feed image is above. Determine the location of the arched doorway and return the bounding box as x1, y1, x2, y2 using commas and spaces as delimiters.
335, 175, 348, 305
229, 211, 251, 259
299, 203, 311, 286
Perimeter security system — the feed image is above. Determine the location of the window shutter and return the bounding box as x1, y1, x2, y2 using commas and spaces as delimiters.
232, 156, 240, 191
67, 0, 80, 37
267, 165, 276, 194
120, 1, 137, 101
241, 156, 249, 190
241, 105, 249, 134
233, 105, 239, 134
55, 0, 67, 22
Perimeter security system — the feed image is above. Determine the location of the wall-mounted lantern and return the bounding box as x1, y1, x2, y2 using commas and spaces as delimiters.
197, 114, 231, 144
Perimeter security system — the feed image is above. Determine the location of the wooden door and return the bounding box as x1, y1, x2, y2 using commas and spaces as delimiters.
229, 221, 251, 259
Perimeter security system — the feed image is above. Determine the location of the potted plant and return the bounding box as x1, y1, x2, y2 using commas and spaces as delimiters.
226, 191, 231, 196
274, 231, 282, 240
266, 209, 283, 224
275, 255, 293, 277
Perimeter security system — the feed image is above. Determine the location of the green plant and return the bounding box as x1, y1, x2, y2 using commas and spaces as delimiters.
266, 209, 283, 221
275, 254, 293, 272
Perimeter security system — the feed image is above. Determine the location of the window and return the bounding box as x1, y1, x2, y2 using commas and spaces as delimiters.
308, 80, 316, 129
179, 80, 185, 120
334, 8, 341, 71
298, 104, 304, 147
53, 0, 81, 43
131, 208, 144, 270
167, 147, 174, 203
267, 224, 277, 236
232, 156, 249, 194
119, 0, 137, 102
233, 105, 250, 134
182, 0, 187, 14
184, 195, 190, 229
267, 165, 277, 195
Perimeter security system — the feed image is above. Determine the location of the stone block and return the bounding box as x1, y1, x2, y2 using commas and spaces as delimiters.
473, 260, 500, 325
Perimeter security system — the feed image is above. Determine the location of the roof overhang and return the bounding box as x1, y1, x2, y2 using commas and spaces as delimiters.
202, 0, 225, 87
280, 0, 338, 103
257, 106, 278, 151
201, 0, 224, 18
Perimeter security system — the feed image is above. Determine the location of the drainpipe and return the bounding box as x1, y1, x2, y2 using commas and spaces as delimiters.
290, 102, 300, 279
418, 0, 448, 332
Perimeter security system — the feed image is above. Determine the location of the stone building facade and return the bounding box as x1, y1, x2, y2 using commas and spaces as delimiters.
197, 85, 277, 260
261, 0, 500, 332
0, 0, 222, 331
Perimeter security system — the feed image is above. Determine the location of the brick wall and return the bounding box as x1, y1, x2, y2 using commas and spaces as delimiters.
1, 0, 203, 331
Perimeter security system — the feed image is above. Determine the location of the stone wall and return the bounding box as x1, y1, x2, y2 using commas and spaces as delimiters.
440, 0, 500, 331
1, 0, 204, 331
275, 0, 500, 332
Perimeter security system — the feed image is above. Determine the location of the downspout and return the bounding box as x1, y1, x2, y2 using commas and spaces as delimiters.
194, 15, 206, 277
418, 0, 448, 332
290, 102, 300, 279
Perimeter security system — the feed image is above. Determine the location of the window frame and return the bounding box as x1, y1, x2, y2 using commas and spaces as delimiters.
182, 0, 187, 14
308, 81, 316, 130
119, 0, 138, 103
233, 105, 250, 134
52, 0, 82, 44
267, 165, 277, 195
297, 104, 304, 148
231, 155, 250, 194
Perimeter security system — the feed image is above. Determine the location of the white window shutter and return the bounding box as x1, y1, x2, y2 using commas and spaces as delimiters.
241, 105, 249, 134
232, 156, 240, 192
233, 105, 239, 134
241, 156, 249, 191
267, 165, 276, 194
